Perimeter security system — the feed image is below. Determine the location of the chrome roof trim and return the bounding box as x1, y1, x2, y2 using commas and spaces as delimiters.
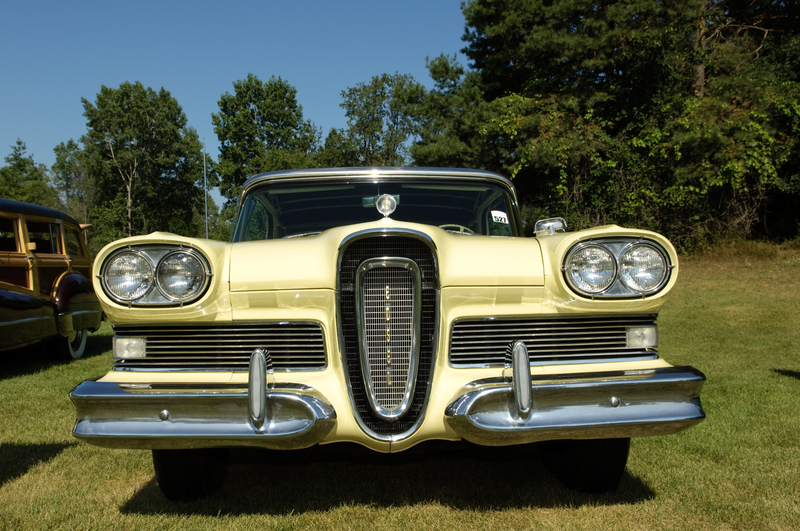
240, 167, 515, 196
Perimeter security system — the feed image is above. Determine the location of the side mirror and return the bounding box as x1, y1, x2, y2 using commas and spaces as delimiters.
534, 218, 568, 236
26, 241, 37, 252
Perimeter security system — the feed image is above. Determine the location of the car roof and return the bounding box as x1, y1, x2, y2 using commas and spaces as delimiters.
0, 198, 80, 226
241, 167, 516, 197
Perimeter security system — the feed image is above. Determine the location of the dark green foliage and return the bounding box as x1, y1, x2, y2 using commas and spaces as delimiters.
0, 140, 61, 209
81, 82, 211, 248
409, 0, 800, 248
212, 74, 318, 201
330, 73, 426, 167
52, 139, 94, 226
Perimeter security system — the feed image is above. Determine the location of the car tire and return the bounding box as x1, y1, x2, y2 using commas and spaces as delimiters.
538, 438, 630, 493
152, 448, 229, 501
59, 329, 88, 360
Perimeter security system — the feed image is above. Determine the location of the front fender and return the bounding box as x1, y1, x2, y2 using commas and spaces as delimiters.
54, 272, 102, 334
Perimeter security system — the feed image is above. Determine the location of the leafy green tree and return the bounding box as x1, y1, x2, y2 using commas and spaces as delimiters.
412, 0, 800, 246
52, 139, 94, 224
337, 73, 426, 166
82, 82, 209, 241
411, 55, 506, 172
0, 140, 61, 209
316, 128, 360, 168
212, 74, 318, 201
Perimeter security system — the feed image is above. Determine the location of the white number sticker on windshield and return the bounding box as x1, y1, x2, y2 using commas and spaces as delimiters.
491, 211, 509, 224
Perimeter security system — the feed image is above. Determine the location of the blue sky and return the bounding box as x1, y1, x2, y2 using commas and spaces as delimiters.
1, 1, 469, 186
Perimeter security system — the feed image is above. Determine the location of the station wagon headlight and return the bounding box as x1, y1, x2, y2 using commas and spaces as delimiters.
156, 251, 207, 301
104, 252, 153, 301
562, 238, 672, 298
619, 244, 668, 293
565, 245, 616, 293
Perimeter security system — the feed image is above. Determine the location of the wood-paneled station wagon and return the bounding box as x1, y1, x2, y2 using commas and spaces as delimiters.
0, 199, 102, 358
70, 168, 705, 500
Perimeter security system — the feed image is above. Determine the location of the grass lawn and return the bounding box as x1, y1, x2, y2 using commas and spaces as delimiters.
1, 246, 799, 530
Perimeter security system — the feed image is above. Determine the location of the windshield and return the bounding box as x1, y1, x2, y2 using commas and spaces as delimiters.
234, 180, 517, 241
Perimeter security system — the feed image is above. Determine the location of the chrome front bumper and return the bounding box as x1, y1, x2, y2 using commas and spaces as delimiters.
70, 380, 336, 450
445, 366, 706, 446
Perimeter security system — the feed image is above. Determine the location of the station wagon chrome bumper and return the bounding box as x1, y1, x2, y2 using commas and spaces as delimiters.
70, 380, 336, 450
445, 366, 706, 446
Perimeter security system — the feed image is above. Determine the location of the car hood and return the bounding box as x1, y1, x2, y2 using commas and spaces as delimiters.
228, 218, 544, 292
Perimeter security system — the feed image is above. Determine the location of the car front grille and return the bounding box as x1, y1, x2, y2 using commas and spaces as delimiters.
113, 322, 326, 371
339, 234, 437, 437
360, 265, 417, 413
449, 315, 658, 366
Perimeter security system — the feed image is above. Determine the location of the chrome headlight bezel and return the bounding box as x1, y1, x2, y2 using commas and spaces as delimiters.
101, 250, 155, 302
564, 244, 617, 294
101, 246, 212, 306
562, 238, 672, 299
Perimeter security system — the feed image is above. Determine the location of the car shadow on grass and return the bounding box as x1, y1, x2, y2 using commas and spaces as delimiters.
120, 441, 655, 515
0, 442, 76, 488
773, 369, 800, 381
0, 332, 110, 381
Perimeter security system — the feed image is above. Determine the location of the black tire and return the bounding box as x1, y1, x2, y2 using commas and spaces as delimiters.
538, 438, 630, 493
152, 448, 229, 501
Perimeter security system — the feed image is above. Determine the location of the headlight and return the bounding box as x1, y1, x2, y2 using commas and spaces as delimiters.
562, 238, 672, 298
101, 246, 211, 306
104, 252, 153, 301
566, 245, 616, 293
619, 244, 667, 293
156, 251, 207, 301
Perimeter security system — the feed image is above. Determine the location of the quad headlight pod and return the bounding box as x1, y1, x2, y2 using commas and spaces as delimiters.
101, 246, 211, 306
563, 239, 671, 298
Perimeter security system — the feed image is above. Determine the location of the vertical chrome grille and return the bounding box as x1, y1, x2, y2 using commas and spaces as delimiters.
356, 260, 421, 418
339, 234, 437, 437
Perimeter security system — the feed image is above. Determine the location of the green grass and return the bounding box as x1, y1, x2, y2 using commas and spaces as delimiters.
2, 249, 800, 530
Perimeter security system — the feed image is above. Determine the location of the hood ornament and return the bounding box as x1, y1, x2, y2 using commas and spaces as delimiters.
376, 194, 397, 218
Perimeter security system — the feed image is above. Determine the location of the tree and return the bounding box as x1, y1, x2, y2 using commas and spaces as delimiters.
411, 0, 800, 246
212, 74, 318, 201
0, 140, 61, 208
82, 81, 209, 241
52, 139, 94, 224
315, 128, 360, 168
337, 73, 425, 166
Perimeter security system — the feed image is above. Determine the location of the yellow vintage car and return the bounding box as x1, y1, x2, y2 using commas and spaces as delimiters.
70, 167, 705, 500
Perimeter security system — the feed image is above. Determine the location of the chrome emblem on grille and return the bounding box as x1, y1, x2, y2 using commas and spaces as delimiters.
355, 258, 421, 419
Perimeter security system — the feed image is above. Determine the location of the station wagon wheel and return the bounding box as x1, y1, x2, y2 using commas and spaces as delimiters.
538, 438, 630, 493
59, 329, 88, 360
152, 448, 229, 501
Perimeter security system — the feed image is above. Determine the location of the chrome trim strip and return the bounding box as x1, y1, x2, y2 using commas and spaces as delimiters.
445, 366, 705, 446
241, 167, 517, 200
355, 258, 421, 420
70, 380, 336, 450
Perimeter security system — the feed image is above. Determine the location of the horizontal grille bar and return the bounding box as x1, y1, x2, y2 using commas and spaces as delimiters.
449, 315, 657, 366
114, 322, 326, 371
